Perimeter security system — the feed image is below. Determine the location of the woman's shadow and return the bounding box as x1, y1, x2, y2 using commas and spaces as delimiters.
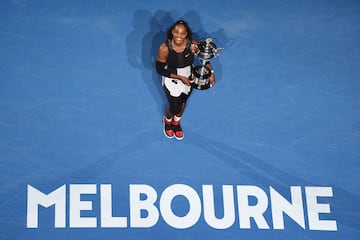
126, 10, 172, 119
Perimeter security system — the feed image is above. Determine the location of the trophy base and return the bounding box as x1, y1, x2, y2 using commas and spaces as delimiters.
191, 79, 211, 90
192, 65, 212, 90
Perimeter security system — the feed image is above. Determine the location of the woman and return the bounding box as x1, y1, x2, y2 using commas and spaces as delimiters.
156, 20, 215, 140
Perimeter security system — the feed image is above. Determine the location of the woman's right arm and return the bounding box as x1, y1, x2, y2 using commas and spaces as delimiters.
156, 43, 190, 85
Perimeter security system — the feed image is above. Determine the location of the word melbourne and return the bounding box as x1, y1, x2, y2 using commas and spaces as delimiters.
27, 184, 337, 231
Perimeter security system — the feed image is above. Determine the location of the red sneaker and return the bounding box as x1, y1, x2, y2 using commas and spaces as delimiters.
163, 117, 174, 138
172, 119, 184, 140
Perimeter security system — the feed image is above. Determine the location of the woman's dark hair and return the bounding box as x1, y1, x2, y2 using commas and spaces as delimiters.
166, 20, 193, 41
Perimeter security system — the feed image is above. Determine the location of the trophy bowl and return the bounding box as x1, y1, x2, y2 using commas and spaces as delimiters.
196, 40, 218, 61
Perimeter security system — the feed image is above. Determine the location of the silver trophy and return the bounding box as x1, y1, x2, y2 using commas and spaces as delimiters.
192, 38, 224, 90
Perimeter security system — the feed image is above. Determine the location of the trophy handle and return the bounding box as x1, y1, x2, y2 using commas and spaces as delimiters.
214, 47, 224, 58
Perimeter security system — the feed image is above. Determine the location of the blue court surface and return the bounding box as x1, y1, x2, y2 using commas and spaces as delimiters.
1, 0, 359, 239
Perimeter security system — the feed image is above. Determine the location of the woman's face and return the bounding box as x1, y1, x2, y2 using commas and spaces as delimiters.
172, 24, 188, 45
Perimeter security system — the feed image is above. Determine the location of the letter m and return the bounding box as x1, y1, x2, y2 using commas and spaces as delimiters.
27, 184, 66, 228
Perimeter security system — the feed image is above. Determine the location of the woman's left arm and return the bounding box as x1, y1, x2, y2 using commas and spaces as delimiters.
205, 62, 216, 87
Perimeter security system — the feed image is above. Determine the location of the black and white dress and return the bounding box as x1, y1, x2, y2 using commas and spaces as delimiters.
162, 40, 195, 114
